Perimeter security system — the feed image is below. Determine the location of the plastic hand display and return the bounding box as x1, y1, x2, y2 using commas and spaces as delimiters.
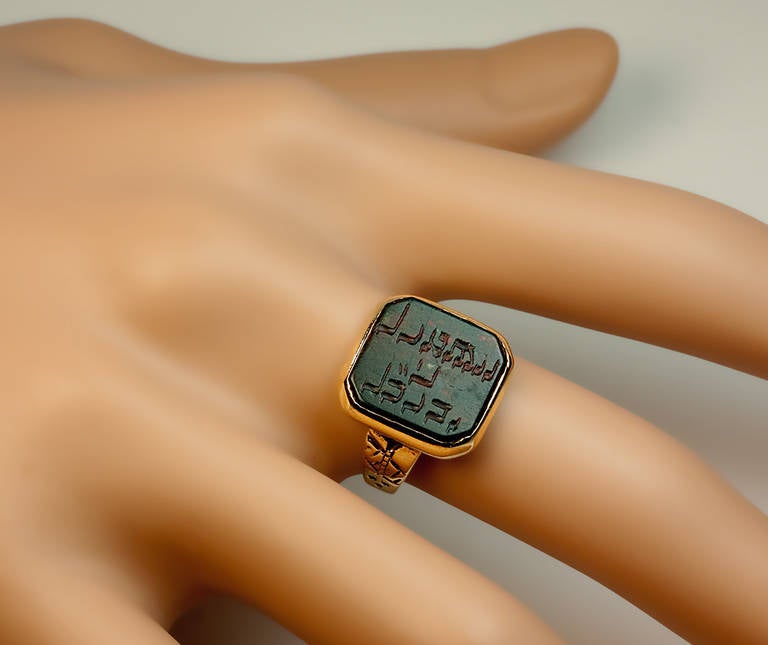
1, 18, 766, 645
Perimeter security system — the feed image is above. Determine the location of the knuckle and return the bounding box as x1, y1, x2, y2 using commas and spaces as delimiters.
0, 370, 122, 520
244, 72, 352, 142
109, 210, 254, 329
13, 345, 130, 455
22, 369, 160, 512
37, 17, 117, 38
252, 72, 338, 113
0, 17, 123, 53
41, 18, 144, 57
182, 72, 338, 125
128, 72, 346, 161
250, 71, 325, 98
30, 374, 118, 446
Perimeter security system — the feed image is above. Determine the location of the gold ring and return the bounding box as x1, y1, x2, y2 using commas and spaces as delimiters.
339, 295, 514, 493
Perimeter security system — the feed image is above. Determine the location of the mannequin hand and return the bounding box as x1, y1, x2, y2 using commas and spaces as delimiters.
1, 18, 767, 645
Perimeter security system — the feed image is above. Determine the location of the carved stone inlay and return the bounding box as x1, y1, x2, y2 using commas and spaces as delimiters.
346, 297, 509, 447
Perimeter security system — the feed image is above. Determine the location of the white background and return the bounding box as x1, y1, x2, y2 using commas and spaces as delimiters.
1, 1, 766, 643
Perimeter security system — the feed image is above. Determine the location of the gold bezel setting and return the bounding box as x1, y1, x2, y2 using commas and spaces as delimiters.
339, 295, 514, 459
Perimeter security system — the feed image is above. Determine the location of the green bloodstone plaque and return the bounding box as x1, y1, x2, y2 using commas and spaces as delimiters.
344, 296, 511, 448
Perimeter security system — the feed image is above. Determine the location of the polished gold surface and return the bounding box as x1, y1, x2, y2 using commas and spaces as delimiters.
362, 429, 421, 493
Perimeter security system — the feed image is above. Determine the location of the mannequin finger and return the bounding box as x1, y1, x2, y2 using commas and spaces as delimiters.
0, 18, 617, 151
156, 423, 562, 645
0, 554, 177, 645
263, 29, 619, 152
407, 355, 768, 644
285, 106, 768, 378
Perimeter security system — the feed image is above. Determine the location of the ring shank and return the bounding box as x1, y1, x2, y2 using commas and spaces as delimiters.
363, 429, 421, 493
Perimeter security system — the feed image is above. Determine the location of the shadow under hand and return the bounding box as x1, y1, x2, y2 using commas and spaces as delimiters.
171, 593, 304, 645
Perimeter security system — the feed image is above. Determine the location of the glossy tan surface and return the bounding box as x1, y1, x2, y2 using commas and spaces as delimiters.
0, 18, 767, 645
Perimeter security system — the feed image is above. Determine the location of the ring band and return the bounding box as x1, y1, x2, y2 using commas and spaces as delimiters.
340, 295, 513, 493
363, 430, 420, 492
